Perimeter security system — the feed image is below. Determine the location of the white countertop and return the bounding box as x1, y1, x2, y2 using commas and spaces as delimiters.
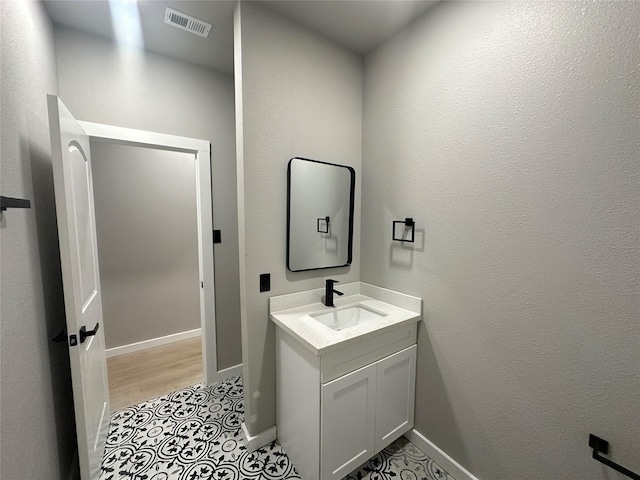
269, 284, 422, 355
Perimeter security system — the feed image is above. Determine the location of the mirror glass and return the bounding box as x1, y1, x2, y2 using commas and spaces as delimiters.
287, 157, 355, 272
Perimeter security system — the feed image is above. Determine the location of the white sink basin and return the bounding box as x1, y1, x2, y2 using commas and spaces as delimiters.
310, 304, 387, 331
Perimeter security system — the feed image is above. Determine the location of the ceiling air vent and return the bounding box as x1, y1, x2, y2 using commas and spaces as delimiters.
164, 7, 212, 38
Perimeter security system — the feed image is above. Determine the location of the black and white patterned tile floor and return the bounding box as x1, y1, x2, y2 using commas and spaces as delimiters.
101, 375, 455, 480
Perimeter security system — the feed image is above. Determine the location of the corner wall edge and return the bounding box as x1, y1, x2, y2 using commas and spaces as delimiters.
241, 423, 277, 453
404, 429, 480, 480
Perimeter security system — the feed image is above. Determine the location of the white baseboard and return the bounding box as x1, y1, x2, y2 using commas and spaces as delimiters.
241, 422, 277, 453
404, 428, 480, 480
106, 328, 201, 358
207, 363, 243, 385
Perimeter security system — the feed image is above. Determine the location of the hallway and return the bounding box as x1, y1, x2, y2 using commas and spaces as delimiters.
107, 337, 203, 411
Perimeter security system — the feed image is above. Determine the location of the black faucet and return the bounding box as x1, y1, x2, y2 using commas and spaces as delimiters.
324, 279, 343, 307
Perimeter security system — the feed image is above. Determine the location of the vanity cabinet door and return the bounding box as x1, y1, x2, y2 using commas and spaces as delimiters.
374, 345, 416, 453
321, 363, 377, 480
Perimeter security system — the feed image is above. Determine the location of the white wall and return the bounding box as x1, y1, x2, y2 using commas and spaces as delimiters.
235, 2, 362, 436
0, 0, 78, 478
91, 141, 200, 349
362, 2, 639, 479
53, 27, 242, 369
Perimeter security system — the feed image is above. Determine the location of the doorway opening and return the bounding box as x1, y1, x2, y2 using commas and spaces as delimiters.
106, 337, 203, 410
81, 121, 217, 411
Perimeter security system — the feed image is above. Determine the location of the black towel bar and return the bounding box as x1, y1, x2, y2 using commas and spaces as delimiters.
589, 434, 639, 480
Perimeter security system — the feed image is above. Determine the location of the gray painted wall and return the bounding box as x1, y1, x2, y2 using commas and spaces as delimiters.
235, 2, 363, 436
91, 141, 200, 349
0, 0, 77, 478
53, 27, 241, 369
362, 2, 639, 478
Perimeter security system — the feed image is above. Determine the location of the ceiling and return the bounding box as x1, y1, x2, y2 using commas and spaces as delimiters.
43, 0, 438, 74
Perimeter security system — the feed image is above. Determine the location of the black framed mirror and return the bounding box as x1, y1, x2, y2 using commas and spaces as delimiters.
287, 157, 355, 272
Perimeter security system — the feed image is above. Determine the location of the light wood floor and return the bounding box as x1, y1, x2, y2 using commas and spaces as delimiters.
107, 337, 203, 411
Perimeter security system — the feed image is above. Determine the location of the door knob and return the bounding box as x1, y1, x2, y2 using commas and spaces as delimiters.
79, 323, 100, 343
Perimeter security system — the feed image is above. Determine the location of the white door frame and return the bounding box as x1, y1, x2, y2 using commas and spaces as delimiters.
79, 121, 218, 383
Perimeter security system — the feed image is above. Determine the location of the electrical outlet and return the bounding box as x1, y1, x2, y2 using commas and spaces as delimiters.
259, 273, 270, 292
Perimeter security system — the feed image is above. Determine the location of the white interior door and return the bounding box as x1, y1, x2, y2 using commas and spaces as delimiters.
47, 94, 109, 479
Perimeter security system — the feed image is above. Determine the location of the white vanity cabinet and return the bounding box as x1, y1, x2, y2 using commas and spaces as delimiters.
270, 284, 421, 480
374, 344, 417, 451
321, 345, 417, 480
275, 324, 418, 480
321, 361, 377, 480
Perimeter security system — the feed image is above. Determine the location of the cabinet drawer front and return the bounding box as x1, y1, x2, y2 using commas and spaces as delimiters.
321, 363, 377, 480
321, 323, 417, 383
374, 345, 417, 453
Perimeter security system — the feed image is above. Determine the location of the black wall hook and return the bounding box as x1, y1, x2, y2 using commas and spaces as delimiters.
1, 196, 31, 211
